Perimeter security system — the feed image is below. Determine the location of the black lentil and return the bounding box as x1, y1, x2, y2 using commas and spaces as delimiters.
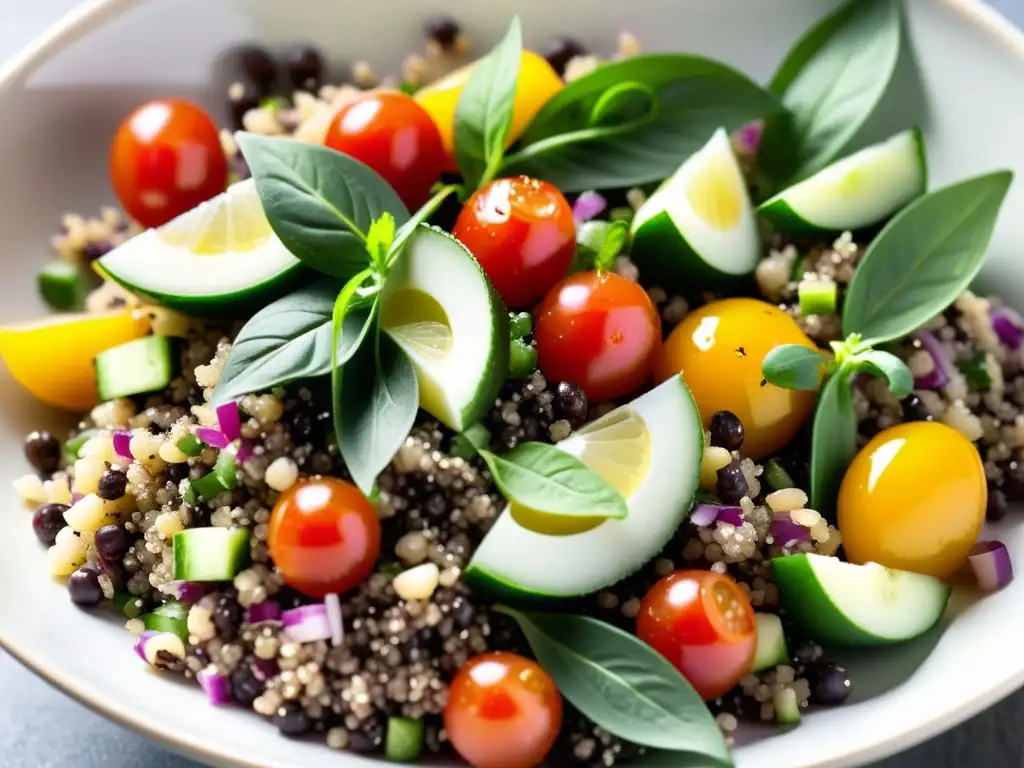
31, 502, 68, 546
231, 664, 265, 705
213, 594, 244, 641
24, 431, 61, 474
95, 524, 130, 561
97, 467, 128, 500
1002, 461, 1024, 501
82, 242, 112, 261
424, 17, 460, 49
236, 44, 278, 93
987, 488, 1009, 522
349, 715, 385, 753
275, 702, 312, 737
544, 36, 587, 76
808, 662, 852, 705
710, 410, 745, 451
286, 408, 314, 442
900, 394, 933, 423
716, 460, 749, 504
553, 380, 588, 428
166, 462, 190, 484
68, 564, 103, 606
286, 45, 324, 91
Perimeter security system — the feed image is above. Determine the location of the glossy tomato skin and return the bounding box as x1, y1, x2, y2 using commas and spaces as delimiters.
453, 176, 576, 308
637, 570, 756, 701
110, 99, 228, 228
324, 91, 445, 210
444, 652, 563, 768
267, 477, 381, 597
534, 270, 661, 403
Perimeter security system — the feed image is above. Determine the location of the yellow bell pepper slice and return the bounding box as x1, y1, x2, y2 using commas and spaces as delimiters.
415, 51, 563, 171
0, 309, 150, 411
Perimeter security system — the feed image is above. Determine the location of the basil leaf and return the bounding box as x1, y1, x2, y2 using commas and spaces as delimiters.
337, 329, 419, 495
235, 132, 409, 278
450, 423, 491, 460
453, 17, 522, 189
211, 279, 375, 405
478, 444, 628, 520
761, 344, 828, 391
594, 220, 630, 270
759, 0, 901, 183
850, 349, 913, 398
810, 368, 858, 518
842, 171, 1013, 345
365, 214, 396, 273
389, 184, 461, 265
495, 606, 731, 763
505, 54, 777, 192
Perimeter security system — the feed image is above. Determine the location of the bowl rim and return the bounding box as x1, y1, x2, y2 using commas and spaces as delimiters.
2, 1, 1024, 767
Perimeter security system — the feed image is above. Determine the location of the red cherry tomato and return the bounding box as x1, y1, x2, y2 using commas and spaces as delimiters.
637, 570, 757, 701
110, 99, 228, 228
533, 270, 661, 402
444, 651, 563, 768
324, 91, 445, 210
453, 176, 576, 308
267, 477, 381, 597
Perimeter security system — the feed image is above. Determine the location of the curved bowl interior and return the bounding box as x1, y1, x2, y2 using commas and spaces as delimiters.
2, 1, 1024, 767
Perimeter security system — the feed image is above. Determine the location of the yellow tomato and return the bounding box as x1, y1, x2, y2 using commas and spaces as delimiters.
654, 298, 817, 460
0, 309, 150, 410
838, 421, 986, 580
415, 51, 563, 170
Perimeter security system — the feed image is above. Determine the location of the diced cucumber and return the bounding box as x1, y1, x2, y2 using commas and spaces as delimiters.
508, 338, 538, 379
758, 129, 926, 235
385, 716, 424, 762
798, 280, 837, 316
112, 592, 147, 619
191, 472, 226, 501
214, 451, 239, 490
752, 613, 789, 673
772, 554, 950, 646
95, 336, 176, 401
65, 428, 103, 462
181, 478, 197, 506
773, 687, 801, 726
173, 527, 250, 582
38, 260, 90, 311
143, 600, 188, 639
176, 434, 203, 457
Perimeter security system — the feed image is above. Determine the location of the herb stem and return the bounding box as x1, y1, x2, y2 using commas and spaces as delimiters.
500, 117, 653, 171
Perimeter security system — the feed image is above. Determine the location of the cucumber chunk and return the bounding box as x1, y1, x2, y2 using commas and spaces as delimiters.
143, 600, 189, 639
773, 687, 801, 726
385, 716, 424, 762
95, 336, 176, 401
772, 553, 950, 646
752, 613, 789, 672
173, 528, 250, 582
38, 261, 89, 311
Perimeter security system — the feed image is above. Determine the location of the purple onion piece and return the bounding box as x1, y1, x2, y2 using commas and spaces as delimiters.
176, 582, 205, 604
195, 427, 229, 450
716, 507, 745, 527
232, 438, 255, 465
281, 605, 333, 644
969, 540, 1014, 592
112, 430, 133, 460
690, 503, 721, 527
250, 657, 278, 681
325, 593, 343, 647
771, 514, 812, 547
992, 308, 1024, 350
247, 600, 282, 623
215, 401, 242, 442
572, 190, 607, 225
914, 330, 955, 390
133, 630, 158, 662
281, 603, 327, 627
198, 667, 233, 706
735, 120, 764, 153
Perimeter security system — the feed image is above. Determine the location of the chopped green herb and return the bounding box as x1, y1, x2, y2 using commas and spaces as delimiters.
957, 350, 992, 391
176, 434, 203, 457
763, 460, 796, 491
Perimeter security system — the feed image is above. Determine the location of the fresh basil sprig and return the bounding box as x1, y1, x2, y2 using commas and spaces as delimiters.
501, 54, 778, 192
495, 606, 731, 765
235, 132, 409, 278
453, 17, 522, 190
759, 0, 902, 185
479, 443, 628, 521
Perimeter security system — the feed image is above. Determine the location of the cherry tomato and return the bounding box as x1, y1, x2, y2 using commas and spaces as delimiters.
444, 651, 562, 768
267, 477, 381, 597
453, 176, 576, 308
533, 270, 661, 402
654, 298, 818, 460
637, 570, 756, 701
838, 421, 986, 579
110, 99, 228, 228
324, 91, 445, 210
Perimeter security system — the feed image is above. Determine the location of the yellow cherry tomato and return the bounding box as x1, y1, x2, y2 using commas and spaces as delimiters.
654, 298, 817, 460
838, 421, 986, 580
0, 309, 150, 410
415, 51, 563, 171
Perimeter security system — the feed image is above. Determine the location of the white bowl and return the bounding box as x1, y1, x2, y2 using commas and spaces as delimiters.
2, 1, 1024, 766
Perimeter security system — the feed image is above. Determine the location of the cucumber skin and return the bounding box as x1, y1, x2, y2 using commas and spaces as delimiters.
771, 555, 951, 646
172, 528, 250, 582
95, 336, 176, 401
751, 613, 789, 672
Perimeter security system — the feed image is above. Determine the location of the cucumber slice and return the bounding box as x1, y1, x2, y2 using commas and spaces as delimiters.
773, 687, 801, 726
95, 336, 175, 401
38, 260, 89, 311
758, 129, 926, 235
630, 128, 759, 290
772, 553, 950, 646
380, 226, 508, 431
143, 600, 188, 640
752, 613, 789, 672
385, 716, 424, 762
172, 527, 250, 582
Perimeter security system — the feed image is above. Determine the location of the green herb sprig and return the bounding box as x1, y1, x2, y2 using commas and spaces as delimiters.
762, 171, 1013, 515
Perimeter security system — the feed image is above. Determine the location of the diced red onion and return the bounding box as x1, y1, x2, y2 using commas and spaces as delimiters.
133, 630, 158, 662
195, 427, 229, 449
736, 120, 764, 153
771, 514, 812, 547
572, 191, 607, 225
113, 430, 133, 459
232, 439, 255, 465
198, 667, 233, 706
690, 504, 721, 527
70, 492, 83, 504
177, 582, 205, 604
281, 604, 332, 643
992, 308, 1024, 350
717, 507, 744, 527
251, 657, 278, 680
247, 600, 282, 623
914, 331, 955, 390
969, 540, 1013, 592
325, 593, 343, 647
216, 401, 242, 442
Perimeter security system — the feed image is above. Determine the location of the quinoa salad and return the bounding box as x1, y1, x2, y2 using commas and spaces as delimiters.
6, 2, 1019, 766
